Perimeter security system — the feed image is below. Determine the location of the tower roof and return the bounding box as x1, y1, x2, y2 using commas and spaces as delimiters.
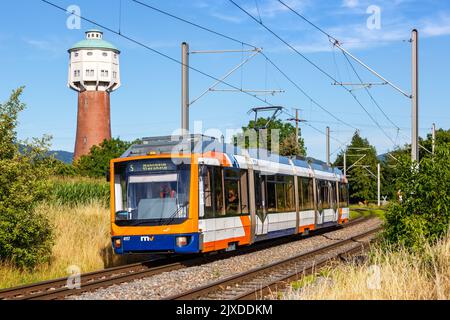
69, 29, 120, 53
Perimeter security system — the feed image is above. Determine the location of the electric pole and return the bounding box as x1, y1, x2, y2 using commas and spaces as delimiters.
326, 126, 330, 166
181, 42, 190, 133
343, 152, 347, 177
411, 30, 419, 163
377, 163, 381, 207
432, 123, 436, 155
295, 109, 299, 150
287, 108, 306, 154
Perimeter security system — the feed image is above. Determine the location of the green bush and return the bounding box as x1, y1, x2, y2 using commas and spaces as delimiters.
50, 178, 110, 207
383, 143, 450, 250
0, 88, 54, 269
75, 138, 135, 178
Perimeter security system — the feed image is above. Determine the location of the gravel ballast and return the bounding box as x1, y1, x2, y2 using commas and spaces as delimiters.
69, 218, 381, 300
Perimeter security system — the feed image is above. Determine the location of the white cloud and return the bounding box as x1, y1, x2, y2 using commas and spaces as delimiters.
211, 12, 245, 24
24, 38, 67, 58
422, 14, 450, 37
342, 0, 359, 9
246, 0, 310, 19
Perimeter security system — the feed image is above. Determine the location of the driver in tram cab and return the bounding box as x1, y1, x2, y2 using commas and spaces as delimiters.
159, 183, 176, 199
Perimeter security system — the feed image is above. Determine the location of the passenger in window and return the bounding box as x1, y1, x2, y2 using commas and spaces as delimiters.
227, 189, 239, 213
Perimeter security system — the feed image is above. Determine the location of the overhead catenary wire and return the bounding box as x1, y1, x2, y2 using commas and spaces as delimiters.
281, 109, 345, 145
130, 0, 357, 130
40, 0, 277, 109
227, 0, 397, 146
276, 0, 411, 99
341, 51, 401, 135
228, 0, 343, 86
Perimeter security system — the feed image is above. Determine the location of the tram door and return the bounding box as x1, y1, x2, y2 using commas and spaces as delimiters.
315, 180, 325, 225
255, 173, 268, 235
331, 181, 339, 222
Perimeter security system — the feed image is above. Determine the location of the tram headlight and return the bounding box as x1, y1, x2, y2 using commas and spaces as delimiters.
114, 238, 122, 249
176, 236, 189, 247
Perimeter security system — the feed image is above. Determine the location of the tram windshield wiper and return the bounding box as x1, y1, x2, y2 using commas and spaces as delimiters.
157, 201, 189, 226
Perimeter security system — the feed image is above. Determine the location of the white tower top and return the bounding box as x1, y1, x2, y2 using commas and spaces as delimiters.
68, 29, 121, 92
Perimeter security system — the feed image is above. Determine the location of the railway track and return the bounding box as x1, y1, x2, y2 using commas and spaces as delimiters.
165, 226, 381, 300
0, 216, 373, 300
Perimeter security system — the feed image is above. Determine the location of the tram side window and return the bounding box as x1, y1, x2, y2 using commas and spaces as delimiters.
266, 175, 295, 213
318, 180, 331, 210
275, 180, 286, 212
214, 167, 225, 216
240, 171, 249, 214
284, 176, 295, 212
299, 177, 314, 210
330, 182, 337, 207
202, 167, 214, 218
267, 177, 277, 213
224, 169, 249, 216
254, 173, 264, 215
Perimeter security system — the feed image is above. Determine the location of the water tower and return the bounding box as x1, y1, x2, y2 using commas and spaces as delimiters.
68, 29, 121, 161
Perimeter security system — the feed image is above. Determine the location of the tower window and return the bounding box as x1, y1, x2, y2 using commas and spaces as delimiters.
113, 71, 117, 78
87, 52, 93, 56
74, 52, 79, 57
102, 52, 108, 57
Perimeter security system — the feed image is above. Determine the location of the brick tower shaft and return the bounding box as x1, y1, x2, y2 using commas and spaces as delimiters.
74, 91, 111, 161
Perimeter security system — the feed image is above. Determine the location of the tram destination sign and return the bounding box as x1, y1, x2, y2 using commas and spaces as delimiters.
127, 160, 177, 173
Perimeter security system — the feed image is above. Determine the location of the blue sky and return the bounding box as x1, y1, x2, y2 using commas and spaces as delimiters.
1, 0, 449, 161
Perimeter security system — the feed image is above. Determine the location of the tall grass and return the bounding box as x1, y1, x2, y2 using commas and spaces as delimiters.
0, 201, 114, 289
282, 235, 450, 300
50, 177, 110, 207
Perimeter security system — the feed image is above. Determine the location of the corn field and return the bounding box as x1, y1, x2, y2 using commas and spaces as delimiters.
50, 177, 110, 207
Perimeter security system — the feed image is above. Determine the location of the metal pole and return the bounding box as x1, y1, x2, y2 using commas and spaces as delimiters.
377, 163, 381, 207
344, 152, 347, 177
411, 30, 419, 163
181, 42, 189, 133
432, 123, 436, 155
326, 126, 330, 166
334, 42, 411, 98
295, 109, 299, 151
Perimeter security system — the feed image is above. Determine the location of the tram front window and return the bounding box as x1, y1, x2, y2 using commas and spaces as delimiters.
115, 163, 190, 226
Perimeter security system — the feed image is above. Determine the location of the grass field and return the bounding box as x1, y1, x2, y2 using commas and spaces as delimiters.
0, 201, 114, 289
349, 204, 386, 220
283, 234, 450, 300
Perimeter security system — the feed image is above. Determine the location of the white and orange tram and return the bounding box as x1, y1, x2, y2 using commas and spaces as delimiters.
110, 135, 349, 255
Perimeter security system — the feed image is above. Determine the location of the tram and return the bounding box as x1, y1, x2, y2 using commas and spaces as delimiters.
110, 135, 349, 254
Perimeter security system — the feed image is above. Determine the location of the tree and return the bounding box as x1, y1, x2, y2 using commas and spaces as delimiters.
420, 127, 450, 159
75, 138, 137, 178
334, 131, 378, 203
234, 117, 307, 157
380, 127, 450, 199
383, 142, 450, 250
0, 88, 54, 269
